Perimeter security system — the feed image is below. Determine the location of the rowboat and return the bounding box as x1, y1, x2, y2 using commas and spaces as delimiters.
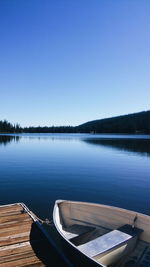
53, 200, 150, 266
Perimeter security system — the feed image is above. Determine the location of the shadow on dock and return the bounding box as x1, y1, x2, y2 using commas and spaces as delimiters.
30, 222, 69, 266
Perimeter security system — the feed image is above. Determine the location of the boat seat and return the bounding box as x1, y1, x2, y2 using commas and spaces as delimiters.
62, 224, 95, 240
78, 224, 143, 258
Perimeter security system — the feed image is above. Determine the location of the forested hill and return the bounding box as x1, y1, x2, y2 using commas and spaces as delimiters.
77, 111, 150, 134
0, 111, 150, 133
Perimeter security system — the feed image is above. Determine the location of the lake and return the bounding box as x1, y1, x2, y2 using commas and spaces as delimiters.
0, 133, 150, 219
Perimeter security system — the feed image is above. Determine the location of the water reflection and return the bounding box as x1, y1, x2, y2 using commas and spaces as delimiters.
1, 134, 150, 157
83, 138, 150, 157
0, 135, 20, 145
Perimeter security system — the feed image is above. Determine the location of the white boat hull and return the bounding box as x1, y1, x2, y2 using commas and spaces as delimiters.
53, 200, 150, 266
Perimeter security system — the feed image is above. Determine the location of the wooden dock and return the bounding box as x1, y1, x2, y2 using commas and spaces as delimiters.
0, 203, 68, 267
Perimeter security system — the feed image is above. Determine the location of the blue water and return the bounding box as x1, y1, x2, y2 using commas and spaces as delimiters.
0, 133, 150, 219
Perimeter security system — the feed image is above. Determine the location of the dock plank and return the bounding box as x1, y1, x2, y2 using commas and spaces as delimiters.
0, 210, 23, 217
0, 221, 31, 234
0, 254, 44, 267
0, 218, 32, 230
0, 224, 32, 237
0, 249, 36, 264
0, 203, 56, 267
0, 230, 32, 247
0, 213, 30, 224
0, 241, 31, 257
0, 204, 22, 213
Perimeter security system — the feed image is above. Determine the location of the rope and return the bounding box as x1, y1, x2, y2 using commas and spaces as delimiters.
21, 208, 53, 225
36, 217, 53, 225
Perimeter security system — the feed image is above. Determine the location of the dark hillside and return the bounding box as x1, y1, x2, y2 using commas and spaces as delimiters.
77, 111, 150, 134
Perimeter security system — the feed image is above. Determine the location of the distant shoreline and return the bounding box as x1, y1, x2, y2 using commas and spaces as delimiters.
0, 110, 150, 134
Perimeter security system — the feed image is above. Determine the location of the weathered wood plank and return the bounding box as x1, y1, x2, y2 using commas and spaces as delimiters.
0, 224, 46, 247
0, 213, 31, 224
0, 220, 32, 233
0, 217, 32, 229
0, 254, 44, 267
0, 231, 31, 246
0, 241, 31, 257
0, 210, 23, 217
0, 205, 22, 214
0, 241, 50, 265
23, 264, 44, 267
25, 264, 45, 267
0, 224, 32, 239
15, 263, 44, 267
0, 204, 22, 210
0, 250, 36, 264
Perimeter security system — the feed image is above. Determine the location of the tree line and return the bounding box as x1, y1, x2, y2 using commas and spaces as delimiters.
23, 126, 76, 133
0, 120, 21, 133
0, 110, 150, 134
0, 120, 76, 133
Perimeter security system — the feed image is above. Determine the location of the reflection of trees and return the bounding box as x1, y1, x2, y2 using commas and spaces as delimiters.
0, 135, 20, 146
83, 138, 150, 157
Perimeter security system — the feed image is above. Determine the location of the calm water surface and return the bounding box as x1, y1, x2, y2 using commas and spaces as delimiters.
0, 133, 150, 219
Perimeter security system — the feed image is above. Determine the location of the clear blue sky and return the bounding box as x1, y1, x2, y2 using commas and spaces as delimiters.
0, 0, 150, 127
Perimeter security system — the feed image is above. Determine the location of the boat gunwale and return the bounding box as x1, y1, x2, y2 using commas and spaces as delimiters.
54, 199, 150, 219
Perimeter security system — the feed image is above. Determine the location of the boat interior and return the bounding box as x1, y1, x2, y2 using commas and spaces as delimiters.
54, 201, 150, 267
